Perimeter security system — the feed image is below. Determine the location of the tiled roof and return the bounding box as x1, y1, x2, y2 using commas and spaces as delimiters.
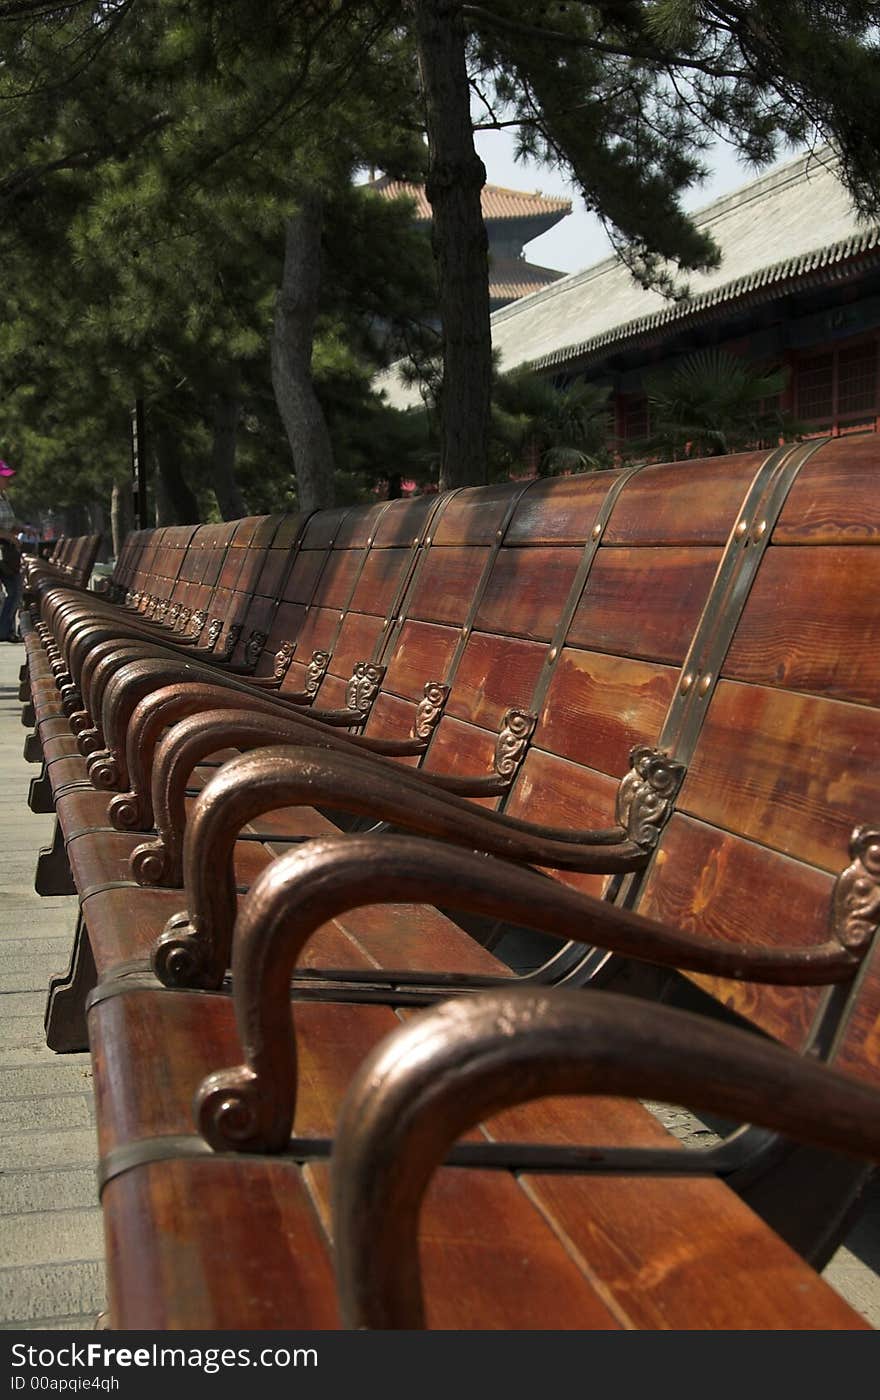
490, 257, 565, 302
367, 175, 572, 223
379, 147, 880, 409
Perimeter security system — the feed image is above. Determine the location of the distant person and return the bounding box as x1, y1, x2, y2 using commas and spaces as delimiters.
0, 525, 22, 641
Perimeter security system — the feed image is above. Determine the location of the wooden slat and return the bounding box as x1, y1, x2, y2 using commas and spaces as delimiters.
382, 621, 459, 701
774, 436, 880, 543
679, 680, 880, 872
568, 546, 722, 664
476, 546, 584, 640
639, 813, 829, 1044
447, 633, 547, 729
406, 547, 494, 625
604, 452, 767, 545
504, 473, 615, 545
539, 649, 678, 774
723, 545, 880, 704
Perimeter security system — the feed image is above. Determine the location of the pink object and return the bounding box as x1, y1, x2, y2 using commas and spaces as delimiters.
0, 460, 15, 478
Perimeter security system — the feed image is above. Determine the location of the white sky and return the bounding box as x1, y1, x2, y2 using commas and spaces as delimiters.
473, 130, 805, 275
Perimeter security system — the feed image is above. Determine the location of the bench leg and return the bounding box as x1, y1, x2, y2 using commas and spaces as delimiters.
18, 675, 31, 702
21, 700, 36, 728
35, 818, 75, 896
23, 729, 43, 763
45, 911, 96, 1054
19, 661, 29, 684
28, 764, 54, 814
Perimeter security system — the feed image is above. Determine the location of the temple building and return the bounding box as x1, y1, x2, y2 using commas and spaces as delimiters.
380, 147, 880, 442
368, 175, 572, 310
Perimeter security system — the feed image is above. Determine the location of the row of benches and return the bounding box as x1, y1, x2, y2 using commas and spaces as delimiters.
17, 439, 880, 1329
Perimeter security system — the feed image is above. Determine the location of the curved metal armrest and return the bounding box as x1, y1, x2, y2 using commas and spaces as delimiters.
107, 682, 431, 827
152, 746, 642, 973
330, 986, 880, 1328
136, 728, 638, 889
189, 831, 867, 1158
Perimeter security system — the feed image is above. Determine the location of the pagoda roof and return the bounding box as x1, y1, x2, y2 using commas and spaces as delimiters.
367, 175, 571, 225
490, 256, 566, 303
379, 146, 880, 409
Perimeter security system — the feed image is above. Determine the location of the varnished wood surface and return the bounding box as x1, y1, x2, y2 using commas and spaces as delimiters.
475, 546, 583, 639
504, 472, 615, 545
639, 814, 830, 1044
724, 544, 880, 704
447, 632, 546, 729
680, 679, 880, 872
406, 546, 494, 626
604, 452, 766, 545
92, 990, 868, 1330
569, 546, 722, 664
774, 436, 880, 542
539, 648, 678, 774
381, 621, 459, 701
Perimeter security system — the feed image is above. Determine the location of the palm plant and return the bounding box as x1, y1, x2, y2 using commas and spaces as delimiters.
492, 369, 613, 475
642, 349, 799, 458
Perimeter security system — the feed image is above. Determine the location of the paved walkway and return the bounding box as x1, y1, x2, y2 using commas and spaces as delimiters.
0, 642, 876, 1328
0, 644, 104, 1329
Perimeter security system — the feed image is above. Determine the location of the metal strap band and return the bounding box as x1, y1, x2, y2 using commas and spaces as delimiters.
315, 498, 399, 665
400, 479, 541, 770
514, 463, 649, 733
615, 438, 831, 918
659, 438, 831, 762
258, 510, 321, 636
370, 488, 465, 666
98, 1125, 784, 1198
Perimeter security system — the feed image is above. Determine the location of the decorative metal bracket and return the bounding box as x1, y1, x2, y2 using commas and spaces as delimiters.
303, 649, 331, 699
410, 681, 450, 742
216, 623, 243, 662
154, 599, 169, 623
831, 826, 880, 953
242, 629, 268, 673
494, 708, 538, 783
345, 661, 387, 720
190, 609, 208, 640
615, 745, 687, 850
205, 618, 224, 651
167, 603, 182, 629
272, 640, 296, 682
176, 606, 192, 633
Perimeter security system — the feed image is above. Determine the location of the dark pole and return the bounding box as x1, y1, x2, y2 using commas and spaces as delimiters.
130, 399, 148, 528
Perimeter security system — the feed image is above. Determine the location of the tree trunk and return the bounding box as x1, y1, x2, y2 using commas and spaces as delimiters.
111, 480, 133, 557
152, 427, 200, 525
271, 191, 336, 511
211, 394, 247, 519
409, 0, 491, 490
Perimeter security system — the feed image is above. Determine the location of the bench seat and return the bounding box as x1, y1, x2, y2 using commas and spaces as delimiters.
90, 984, 868, 1330
18, 434, 880, 1330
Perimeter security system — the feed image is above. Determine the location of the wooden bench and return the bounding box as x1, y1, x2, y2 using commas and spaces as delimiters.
19, 436, 880, 1327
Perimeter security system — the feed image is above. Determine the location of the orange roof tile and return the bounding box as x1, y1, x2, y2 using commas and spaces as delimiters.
489, 257, 566, 302
368, 175, 571, 223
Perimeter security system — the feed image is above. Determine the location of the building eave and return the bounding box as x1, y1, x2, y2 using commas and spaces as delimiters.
524, 229, 880, 374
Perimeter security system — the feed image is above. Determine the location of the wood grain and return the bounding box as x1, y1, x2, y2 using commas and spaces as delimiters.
680, 679, 880, 871
723, 544, 880, 704
568, 546, 722, 664
540, 648, 678, 774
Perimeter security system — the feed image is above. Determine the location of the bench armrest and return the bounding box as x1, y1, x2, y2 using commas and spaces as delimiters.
330, 986, 880, 1328
107, 683, 430, 828
153, 746, 641, 974
190, 832, 865, 1154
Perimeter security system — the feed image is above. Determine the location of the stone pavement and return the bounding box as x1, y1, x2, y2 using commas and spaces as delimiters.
0, 641, 876, 1329
0, 643, 104, 1329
